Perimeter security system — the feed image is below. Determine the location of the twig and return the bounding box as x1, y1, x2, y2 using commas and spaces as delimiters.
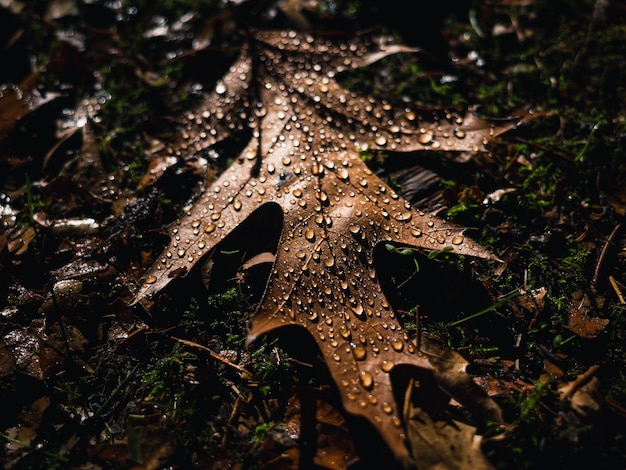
591, 223, 621, 291
560, 364, 600, 402
608, 275, 626, 305
172, 336, 250, 375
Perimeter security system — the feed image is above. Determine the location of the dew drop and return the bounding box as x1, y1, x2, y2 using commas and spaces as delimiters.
145, 276, 157, 284
353, 345, 367, 361
451, 235, 464, 245
336, 167, 349, 181
348, 224, 361, 235
339, 325, 351, 340
316, 190, 328, 203
380, 360, 394, 372
215, 82, 226, 94
305, 228, 315, 241
351, 303, 365, 318
418, 131, 434, 145
391, 340, 404, 352
312, 162, 323, 175
359, 371, 374, 390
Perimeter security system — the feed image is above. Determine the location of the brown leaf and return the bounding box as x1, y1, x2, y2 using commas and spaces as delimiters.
258, 389, 359, 469
0, 339, 17, 377
133, 29, 531, 463
402, 364, 496, 470
565, 290, 609, 338
126, 414, 177, 470
0, 71, 60, 148
559, 375, 604, 421
4, 396, 51, 458
473, 375, 534, 397
420, 335, 505, 426
0, 72, 39, 142
404, 405, 494, 470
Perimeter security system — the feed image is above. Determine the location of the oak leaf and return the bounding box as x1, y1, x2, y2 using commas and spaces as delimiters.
133, 30, 529, 464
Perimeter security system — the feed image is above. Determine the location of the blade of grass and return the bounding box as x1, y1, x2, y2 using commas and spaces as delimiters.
93, 362, 141, 419
447, 290, 521, 327
575, 120, 602, 162
25, 173, 34, 222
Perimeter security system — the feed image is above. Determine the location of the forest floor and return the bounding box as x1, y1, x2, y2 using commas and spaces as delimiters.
1, 0, 626, 469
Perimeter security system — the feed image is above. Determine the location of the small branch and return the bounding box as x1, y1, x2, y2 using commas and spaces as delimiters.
560, 364, 601, 402
608, 275, 626, 305
172, 336, 250, 375
591, 223, 621, 291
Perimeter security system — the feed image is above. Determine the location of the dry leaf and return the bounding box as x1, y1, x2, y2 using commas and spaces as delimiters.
404, 406, 494, 470
4, 396, 51, 458
258, 390, 359, 469
565, 290, 609, 338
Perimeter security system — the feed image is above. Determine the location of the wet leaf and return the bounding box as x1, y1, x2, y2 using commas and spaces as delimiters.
0, 339, 17, 377
133, 29, 531, 463
0, 71, 60, 147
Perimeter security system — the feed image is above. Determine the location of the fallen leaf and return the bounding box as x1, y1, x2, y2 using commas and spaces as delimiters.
0, 70, 61, 148
126, 414, 177, 470
4, 396, 51, 458
420, 335, 505, 426
0, 339, 17, 377
565, 290, 609, 338
404, 405, 494, 470
258, 389, 360, 469
132, 29, 532, 463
